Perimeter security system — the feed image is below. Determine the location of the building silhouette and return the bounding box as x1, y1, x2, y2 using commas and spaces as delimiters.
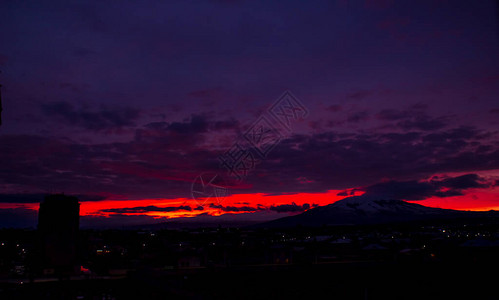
0, 82, 3, 126
38, 194, 80, 276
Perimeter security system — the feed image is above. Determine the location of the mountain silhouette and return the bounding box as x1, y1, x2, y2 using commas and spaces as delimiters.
255, 196, 498, 228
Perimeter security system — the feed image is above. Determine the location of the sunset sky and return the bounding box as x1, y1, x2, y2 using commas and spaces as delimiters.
0, 0, 498, 228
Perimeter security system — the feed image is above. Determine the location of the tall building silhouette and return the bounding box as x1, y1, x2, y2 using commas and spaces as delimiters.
38, 194, 80, 276
0, 82, 3, 126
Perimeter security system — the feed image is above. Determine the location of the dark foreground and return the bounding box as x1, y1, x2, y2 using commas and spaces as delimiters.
1, 261, 498, 300
1, 219, 498, 299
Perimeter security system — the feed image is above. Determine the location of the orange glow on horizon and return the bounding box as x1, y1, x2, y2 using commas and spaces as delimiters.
1, 186, 497, 221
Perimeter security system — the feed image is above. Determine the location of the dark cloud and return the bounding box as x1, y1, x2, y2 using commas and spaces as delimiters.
434, 174, 489, 190
208, 203, 258, 212
376, 109, 448, 131
213, 118, 240, 131
0, 119, 225, 199
0, 193, 107, 203
422, 126, 490, 142
0, 120, 496, 202
41, 101, 140, 131
376, 109, 412, 121
245, 125, 498, 194
101, 205, 193, 214
207, 203, 317, 213
164, 114, 209, 135
347, 111, 369, 123
136, 114, 239, 152
269, 203, 313, 213
326, 105, 342, 112
143, 114, 238, 134
220, 205, 259, 212
362, 180, 442, 200
397, 115, 448, 131
337, 189, 355, 196
361, 174, 493, 200
139, 117, 208, 140
347, 90, 373, 100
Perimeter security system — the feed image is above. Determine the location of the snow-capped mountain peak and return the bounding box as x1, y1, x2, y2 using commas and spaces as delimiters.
329, 196, 441, 215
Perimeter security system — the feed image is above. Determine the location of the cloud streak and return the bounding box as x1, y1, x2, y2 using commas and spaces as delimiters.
101, 205, 193, 214
41, 101, 140, 131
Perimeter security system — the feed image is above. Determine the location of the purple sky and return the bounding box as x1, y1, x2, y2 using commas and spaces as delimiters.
0, 0, 498, 227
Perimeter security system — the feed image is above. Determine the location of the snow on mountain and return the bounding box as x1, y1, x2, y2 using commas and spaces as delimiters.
327, 196, 444, 215
256, 196, 469, 228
